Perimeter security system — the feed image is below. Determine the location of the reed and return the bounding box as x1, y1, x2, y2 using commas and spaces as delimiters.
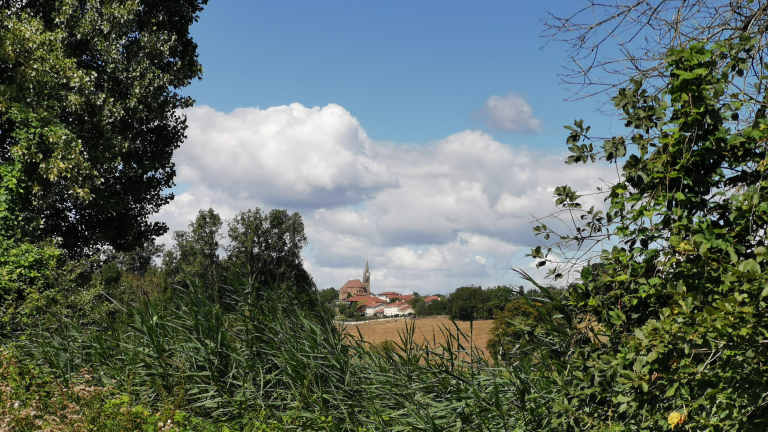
20, 279, 559, 431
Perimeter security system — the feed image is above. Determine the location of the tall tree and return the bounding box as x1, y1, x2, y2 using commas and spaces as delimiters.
449, 286, 489, 321
225, 208, 317, 308
163, 208, 222, 298
0, 0, 208, 256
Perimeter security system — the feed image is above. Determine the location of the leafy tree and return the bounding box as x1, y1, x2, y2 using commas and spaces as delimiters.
338, 303, 355, 319
418, 297, 451, 317
449, 286, 490, 321
486, 298, 539, 362
485, 285, 516, 315
163, 208, 223, 300
319, 287, 339, 305
102, 241, 165, 276
408, 297, 425, 315
0, 0, 208, 256
224, 208, 317, 310
529, 38, 768, 430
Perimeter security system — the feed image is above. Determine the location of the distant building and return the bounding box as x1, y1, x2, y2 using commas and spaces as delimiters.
339, 260, 372, 302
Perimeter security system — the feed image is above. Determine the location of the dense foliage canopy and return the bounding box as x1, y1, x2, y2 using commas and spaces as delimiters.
0, 0, 207, 255
529, 37, 768, 430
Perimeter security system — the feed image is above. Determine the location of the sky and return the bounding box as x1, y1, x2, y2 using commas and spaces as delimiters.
155, 0, 623, 294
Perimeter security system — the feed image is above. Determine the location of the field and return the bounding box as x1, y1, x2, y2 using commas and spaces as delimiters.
339, 317, 494, 355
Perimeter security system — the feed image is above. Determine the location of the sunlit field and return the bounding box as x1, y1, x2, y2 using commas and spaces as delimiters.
339, 317, 494, 356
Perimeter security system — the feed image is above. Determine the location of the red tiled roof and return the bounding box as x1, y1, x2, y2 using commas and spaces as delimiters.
398, 304, 414, 311
398, 295, 413, 301
361, 300, 386, 308
384, 300, 408, 308
345, 295, 379, 303
423, 296, 441, 303
340, 279, 367, 293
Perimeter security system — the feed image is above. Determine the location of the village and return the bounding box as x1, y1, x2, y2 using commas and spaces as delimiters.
337, 261, 441, 317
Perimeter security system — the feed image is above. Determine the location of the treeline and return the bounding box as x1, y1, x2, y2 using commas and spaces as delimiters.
1, 206, 322, 339
412, 284, 566, 320
321, 284, 566, 321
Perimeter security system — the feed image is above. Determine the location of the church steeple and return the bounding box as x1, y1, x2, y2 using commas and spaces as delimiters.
363, 260, 370, 292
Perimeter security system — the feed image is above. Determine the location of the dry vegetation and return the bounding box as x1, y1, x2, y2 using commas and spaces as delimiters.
340, 317, 494, 355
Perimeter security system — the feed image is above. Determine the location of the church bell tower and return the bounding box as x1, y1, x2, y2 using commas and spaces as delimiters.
363, 260, 371, 292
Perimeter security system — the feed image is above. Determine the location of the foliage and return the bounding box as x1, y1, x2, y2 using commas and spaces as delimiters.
529, 38, 768, 430
0, 348, 227, 431
337, 302, 355, 319
163, 208, 223, 301
0, 0, 208, 256
17, 279, 553, 431
319, 287, 339, 304
102, 240, 166, 276
0, 239, 61, 338
544, 0, 768, 112
417, 296, 451, 317
162, 207, 320, 314
486, 298, 540, 362
224, 208, 317, 310
448, 286, 490, 321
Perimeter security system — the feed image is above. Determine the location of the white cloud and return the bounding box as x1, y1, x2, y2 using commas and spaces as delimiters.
177, 104, 397, 208
473, 92, 543, 133
156, 103, 616, 294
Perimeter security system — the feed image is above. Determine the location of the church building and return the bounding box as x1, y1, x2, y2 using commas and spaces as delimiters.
339, 260, 371, 301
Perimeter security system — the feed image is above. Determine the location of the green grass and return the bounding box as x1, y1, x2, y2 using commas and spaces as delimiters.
6, 280, 558, 431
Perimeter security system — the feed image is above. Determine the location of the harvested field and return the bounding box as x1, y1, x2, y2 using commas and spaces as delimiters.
339, 317, 494, 356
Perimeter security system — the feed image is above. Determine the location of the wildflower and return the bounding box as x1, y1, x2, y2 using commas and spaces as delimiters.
668, 411, 686, 429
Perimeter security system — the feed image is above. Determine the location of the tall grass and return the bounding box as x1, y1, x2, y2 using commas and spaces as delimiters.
20, 279, 560, 431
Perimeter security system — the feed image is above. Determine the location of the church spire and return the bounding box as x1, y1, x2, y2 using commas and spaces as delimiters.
363, 260, 371, 292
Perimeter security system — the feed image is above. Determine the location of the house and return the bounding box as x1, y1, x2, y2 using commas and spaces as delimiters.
378, 292, 401, 301
423, 296, 441, 305
397, 303, 415, 315
363, 301, 388, 316
343, 294, 378, 304
383, 300, 414, 317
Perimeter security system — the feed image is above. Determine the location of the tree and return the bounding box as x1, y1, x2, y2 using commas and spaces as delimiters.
0, 0, 208, 256
529, 38, 768, 429
485, 285, 516, 316
545, 0, 768, 125
319, 287, 339, 305
102, 241, 165, 276
163, 208, 223, 299
409, 297, 425, 315
338, 303, 355, 319
224, 208, 317, 309
486, 298, 540, 362
449, 286, 490, 321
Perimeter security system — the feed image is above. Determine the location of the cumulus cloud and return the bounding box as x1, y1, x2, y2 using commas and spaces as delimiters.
473, 92, 543, 133
156, 103, 615, 294
177, 104, 397, 208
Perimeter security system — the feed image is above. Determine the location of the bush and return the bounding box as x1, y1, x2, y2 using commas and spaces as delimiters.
486, 299, 540, 362
0, 348, 220, 432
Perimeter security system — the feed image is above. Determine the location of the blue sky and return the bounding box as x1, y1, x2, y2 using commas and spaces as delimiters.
186, 0, 612, 147
158, 1, 621, 294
